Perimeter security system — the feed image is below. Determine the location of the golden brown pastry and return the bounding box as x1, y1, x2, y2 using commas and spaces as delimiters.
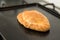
17, 10, 50, 32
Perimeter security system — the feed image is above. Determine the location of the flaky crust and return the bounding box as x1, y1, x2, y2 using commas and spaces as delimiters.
17, 10, 50, 32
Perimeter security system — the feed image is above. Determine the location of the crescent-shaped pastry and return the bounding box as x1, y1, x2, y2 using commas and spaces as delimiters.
17, 10, 50, 32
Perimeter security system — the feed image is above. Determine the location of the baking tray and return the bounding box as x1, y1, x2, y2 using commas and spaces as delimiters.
0, 3, 60, 40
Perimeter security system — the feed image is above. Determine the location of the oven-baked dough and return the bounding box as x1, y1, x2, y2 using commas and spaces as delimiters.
17, 10, 50, 32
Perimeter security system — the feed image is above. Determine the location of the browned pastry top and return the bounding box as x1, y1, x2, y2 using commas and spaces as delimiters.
17, 10, 50, 32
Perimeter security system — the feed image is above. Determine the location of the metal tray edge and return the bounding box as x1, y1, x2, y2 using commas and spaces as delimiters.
0, 3, 60, 19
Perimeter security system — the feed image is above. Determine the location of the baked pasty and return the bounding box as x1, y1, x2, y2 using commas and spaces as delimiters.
17, 10, 50, 32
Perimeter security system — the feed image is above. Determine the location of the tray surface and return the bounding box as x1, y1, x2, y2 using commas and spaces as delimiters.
0, 3, 60, 40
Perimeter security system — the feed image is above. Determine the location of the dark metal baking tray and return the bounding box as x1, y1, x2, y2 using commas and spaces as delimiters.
0, 3, 60, 40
